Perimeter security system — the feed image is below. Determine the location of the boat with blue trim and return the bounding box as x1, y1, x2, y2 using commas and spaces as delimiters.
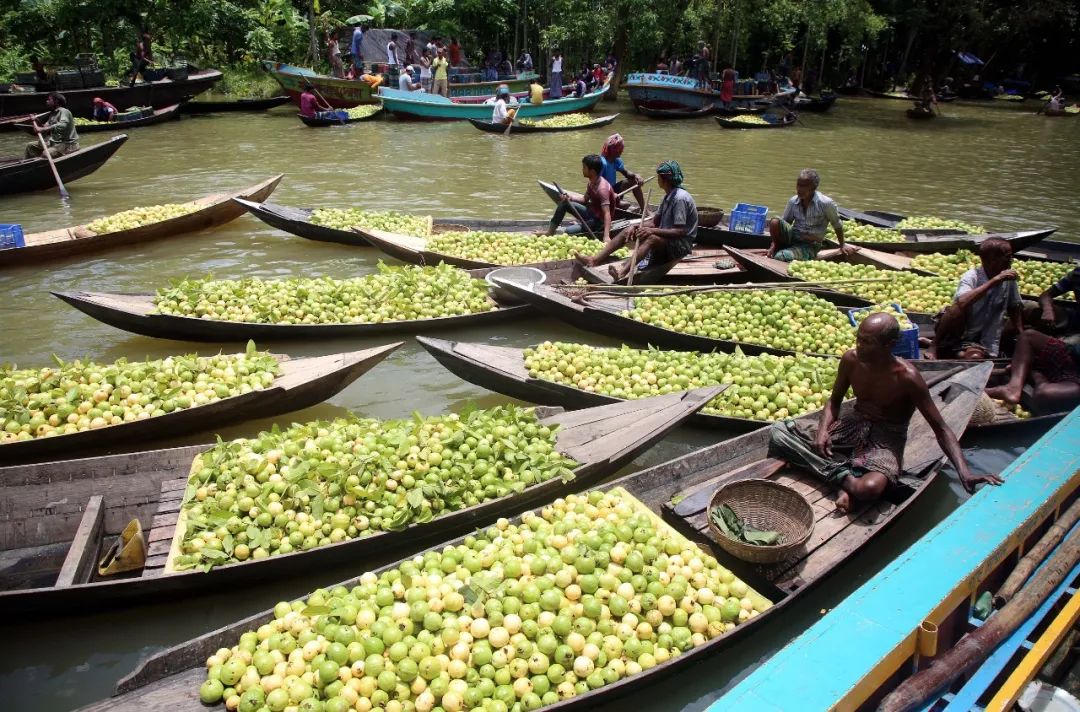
624, 72, 794, 111
377, 83, 609, 121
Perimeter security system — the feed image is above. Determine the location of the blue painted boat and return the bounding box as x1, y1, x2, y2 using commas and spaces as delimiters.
625, 72, 794, 111
377, 84, 609, 121
710, 407, 1080, 712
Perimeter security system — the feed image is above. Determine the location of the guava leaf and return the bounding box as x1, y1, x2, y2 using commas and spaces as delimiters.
406, 488, 425, 509
303, 605, 331, 617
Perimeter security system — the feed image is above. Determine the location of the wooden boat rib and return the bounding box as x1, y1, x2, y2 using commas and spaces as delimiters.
180, 96, 290, 114
715, 113, 798, 129
298, 107, 384, 126
3, 388, 720, 617
52, 261, 567, 341
0, 344, 401, 466
75, 366, 986, 711
0, 175, 283, 267
468, 113, 618, 134
0, 134, 128, 195
17, 104, 182, 133
234, 198, 550, 248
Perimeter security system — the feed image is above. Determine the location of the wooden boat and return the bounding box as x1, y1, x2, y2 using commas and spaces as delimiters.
0, 134, 127, 195
715, 113, 798, 129
236, 198, 549, 248
842, 228, 1056, 254
467, 113, 618, 134
180, 96, 290, 114
0, 345, 400, 466
1, 388, 719, 616
793, 94, 837, 112
76, 366, 985, 711
624, 72, 795, 111
0, 69, 222, 118
636, 104, 716, 119
722, 244, 938, 283
1043, 107, 1080, 117
297, 107, 384, 126
866, 89, 918, 101
713, 103, 770, 116
53, 262, 576, 342
0, 175, 282, 268
906, 106, 936, 120
17, 104, 182, 133
716, 407, 1080, 712
378, 83, 609, 121
573, 246, 750, 286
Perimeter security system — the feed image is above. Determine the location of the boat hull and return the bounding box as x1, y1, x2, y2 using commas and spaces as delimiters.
0, 134, 127, 195
378, 85, 608, 120
0, 71, 222, 118
625, 72, 789, 111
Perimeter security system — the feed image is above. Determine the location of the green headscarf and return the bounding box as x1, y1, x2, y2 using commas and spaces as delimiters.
656, 160, 684, 186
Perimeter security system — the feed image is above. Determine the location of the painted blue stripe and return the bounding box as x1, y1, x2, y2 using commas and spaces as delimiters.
710, 409, 1080, 712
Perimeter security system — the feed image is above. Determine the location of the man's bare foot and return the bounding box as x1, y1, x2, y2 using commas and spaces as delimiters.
534, 228, 555, 237
575, 252, 599, 267
835, 490, 852, 513
608, 265, 625, 282
986, 384, 1022, 406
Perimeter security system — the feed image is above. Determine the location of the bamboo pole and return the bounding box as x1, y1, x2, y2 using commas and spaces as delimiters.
994, 498, 1080, 608
557, 276, 899, 295
877, 528, 1080, 712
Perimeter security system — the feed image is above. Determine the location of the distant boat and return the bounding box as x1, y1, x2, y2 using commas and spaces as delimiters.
378, 83, 609, 121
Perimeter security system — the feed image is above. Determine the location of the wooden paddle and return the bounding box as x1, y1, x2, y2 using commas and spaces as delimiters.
553, 181, 599, 240
503, 103, 518, 136
32, 120, 69, 199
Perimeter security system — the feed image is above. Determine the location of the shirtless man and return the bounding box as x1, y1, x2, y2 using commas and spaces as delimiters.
771, 313, 1002, 512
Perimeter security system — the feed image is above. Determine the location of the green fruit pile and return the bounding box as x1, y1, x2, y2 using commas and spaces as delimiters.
152, 263, 496, 324
518, 113, 594, 128
427, 232, 627, 265
73, 117, 107, 126
627, 290, 855, 355
836, 221, 905, 244
524, 341, 839, 421
912, 251, 1075, 299
196, 488, 772, 711
173, 405, 578, 571
311, 208, 433, 237
789, 261, 955, 314
851, 303, 914, 329
87, 203, 198, 233
0, 344, 280, 443
726, 115, 771, 125
894, 216, 985, 234
346, 106, 381, 119
996, 94, 1024, 102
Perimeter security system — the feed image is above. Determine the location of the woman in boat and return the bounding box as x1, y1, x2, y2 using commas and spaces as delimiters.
24, 92, 79, 159
772, 313, 1002, 513
540, 154, 616, 244
91, 97, 118, 122
575, 160, 696, 282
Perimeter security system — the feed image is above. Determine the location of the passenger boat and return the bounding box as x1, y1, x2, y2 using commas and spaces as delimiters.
298, 107, 383, 126
0, 345, 400, 466
624, 72, 795, 111
712, 409, 1080, 712
0, 175, 282, 268
234, 198, 548, 247
15, 104, 182, 133
1, 388, 718, 615
715, 113, 798, 129
378, 84, 608, 121
180, 96, 290, 114
75, 366, 986, 710
263, 60, 538, 107
0, 69, 222, 118
0, 134, 127, 195
467, 114, 618, 134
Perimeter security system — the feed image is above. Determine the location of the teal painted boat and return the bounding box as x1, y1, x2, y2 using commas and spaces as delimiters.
377, 83, 609, 121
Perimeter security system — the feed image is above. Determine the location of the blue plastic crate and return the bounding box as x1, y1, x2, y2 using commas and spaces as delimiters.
728, 203, 768, 234
0, 224, 25, 250
848, 303, 920, 359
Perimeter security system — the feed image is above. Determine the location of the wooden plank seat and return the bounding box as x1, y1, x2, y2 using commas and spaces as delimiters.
55, 495, 104, 587
141, 478, 187, 578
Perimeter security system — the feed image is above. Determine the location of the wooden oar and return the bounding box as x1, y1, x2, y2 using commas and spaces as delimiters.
503, 103, 519, 136
32, 121, 69, 199
626, 188, 653, 286
616, 174, 655, 199
553, 181, 598, 240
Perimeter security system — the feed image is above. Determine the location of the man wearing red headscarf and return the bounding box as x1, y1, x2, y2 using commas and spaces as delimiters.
92, 97, 118, 122
600, 133, 646, 213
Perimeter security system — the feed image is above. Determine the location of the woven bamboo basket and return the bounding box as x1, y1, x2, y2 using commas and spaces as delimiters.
708, 479, 815, 564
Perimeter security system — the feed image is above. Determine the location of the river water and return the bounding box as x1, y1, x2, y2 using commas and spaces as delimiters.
0, 95, 1076, 711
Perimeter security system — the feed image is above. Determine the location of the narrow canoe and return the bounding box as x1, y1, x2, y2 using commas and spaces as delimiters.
0, 175, 283, 268
0, 344, 401, 466
0, 134, 128, 195
1043, 108, 1080, 117
848, 228, 1056, 254
636, 104, 716, 119
2, 387, 719, 616
715, 113, 798, 129
298, 107, 384, 126
180, 96, 290, 114
722, 244, 938, 284
794, 94, 837, 112
467, 113, 618, 134
378, 84, 609, 121
234, 198, 549, 248
17, 104, 182, 133
52, 262, 576, 342
75, 366, 986, 711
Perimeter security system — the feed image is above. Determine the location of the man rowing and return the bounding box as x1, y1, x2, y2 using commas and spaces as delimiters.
575, 160, 697, 282
539, 154, 615, 243
299, 84, 333, 119
24, 92, 79, 159
600, 134, 646, 213
490, 84, 519, 125
929, 238, 1023, 360
767, 168, 850, 261
771, 313, 1002, 513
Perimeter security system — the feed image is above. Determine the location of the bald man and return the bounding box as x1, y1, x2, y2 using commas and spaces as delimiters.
771, 313, 1001, 512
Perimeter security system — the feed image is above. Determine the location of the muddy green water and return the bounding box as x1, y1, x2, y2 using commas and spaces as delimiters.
0, 95, 1076, 711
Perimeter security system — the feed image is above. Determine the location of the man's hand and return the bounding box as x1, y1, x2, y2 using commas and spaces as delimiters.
993, 269, 1019, 284
633, 174, 644, 186
960, 472, 1004, 494
813, 432, 832, 458
838, 244, 857, 256
558, 192, 569, 204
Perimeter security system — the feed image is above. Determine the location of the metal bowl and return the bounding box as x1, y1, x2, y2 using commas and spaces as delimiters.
485, 267, 546, 305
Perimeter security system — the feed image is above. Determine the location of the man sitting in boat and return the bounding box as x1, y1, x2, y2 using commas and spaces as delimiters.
91, 97, 118, 122
539, 154, 615, 243
398, 67, 422, 92
767, 168, 850, 261
575, 160, 697, 282
490, 85, 518, 124
24, 92, 79, 159
599, 133, 647, 213
298, 84, 334, 119
771, 313, 1002, 513
929, 238, 1023, 360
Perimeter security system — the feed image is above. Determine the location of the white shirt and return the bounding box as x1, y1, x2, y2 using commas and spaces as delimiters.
399, 73, 415, 91
387, 42, 399, 66
955, 266, 1022, 356
492, 99, 509, 123
419, 62, 431, 79
552, 57, 563, 73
